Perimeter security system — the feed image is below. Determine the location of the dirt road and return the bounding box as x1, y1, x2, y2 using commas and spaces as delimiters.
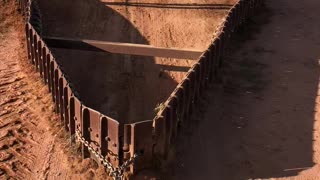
172, 0, 320, 179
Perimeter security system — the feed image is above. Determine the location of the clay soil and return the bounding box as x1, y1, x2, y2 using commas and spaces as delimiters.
0, 1, 112, 179
171, 0, 320, 180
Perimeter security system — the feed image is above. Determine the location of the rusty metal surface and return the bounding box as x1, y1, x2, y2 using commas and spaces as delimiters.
18, 0, 262, 177
68, 96, 76, 139
48, 55, 54, 94
124, 120, 153, 173
32, 34, 37, 65
66, 86, 73, 132
62, 78, 69, 130
43, 37, 203, 60
104, 116, 120, 166
37, 40, 43, 76
81, 106, 91, 158
74, 97, 82, 136
25, 24, 31, 60
58, 77, 64, 122
42, 46, 47, 82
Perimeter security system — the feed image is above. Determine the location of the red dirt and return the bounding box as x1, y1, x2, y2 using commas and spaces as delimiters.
0, 2, 110, 179
172, 0, 320, 179
1, 0, 237, 179
2, 0, 320, 179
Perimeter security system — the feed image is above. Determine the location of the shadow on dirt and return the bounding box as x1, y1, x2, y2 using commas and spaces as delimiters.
37, 0, 178, 125
172, 2, 319, 180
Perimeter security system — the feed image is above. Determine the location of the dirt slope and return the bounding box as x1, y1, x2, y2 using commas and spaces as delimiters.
172, 0, 320, 179
0, 2, 110, 179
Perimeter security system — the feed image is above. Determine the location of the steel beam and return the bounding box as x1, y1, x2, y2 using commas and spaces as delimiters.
43, 37, 203, 59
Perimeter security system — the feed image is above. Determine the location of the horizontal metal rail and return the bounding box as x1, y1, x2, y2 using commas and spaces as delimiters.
43, 37, 203, 59
101, 1, 233, 10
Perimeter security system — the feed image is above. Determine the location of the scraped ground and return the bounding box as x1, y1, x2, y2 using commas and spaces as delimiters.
172, 0, 320, 179
0, 2, 111, 179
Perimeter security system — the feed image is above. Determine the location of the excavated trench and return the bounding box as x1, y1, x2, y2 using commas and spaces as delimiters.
37, 0, 237, 124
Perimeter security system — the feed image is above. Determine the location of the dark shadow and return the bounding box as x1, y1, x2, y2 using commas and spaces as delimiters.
102, 2, 232, 10
157, 64, 190, 72
37, 0, 179, 125
171, 2, 319, 180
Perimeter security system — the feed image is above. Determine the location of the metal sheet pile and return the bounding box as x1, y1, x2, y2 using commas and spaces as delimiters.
17, 0, 263, 178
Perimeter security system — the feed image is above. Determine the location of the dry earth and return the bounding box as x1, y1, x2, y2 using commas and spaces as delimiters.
2, 0, 320, 180
0, 2, 110, 180
172, 0, 320, 180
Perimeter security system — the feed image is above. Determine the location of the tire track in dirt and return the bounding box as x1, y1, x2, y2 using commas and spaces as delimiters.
0, 2, 72, 179
0, 12, 33, 180
0, 2, 61, 179
0, 2, 114, 179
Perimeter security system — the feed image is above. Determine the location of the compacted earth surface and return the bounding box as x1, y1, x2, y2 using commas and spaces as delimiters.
172, 0, 320, 179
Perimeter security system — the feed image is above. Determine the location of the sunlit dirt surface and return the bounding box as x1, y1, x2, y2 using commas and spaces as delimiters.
0, 2, 110, 179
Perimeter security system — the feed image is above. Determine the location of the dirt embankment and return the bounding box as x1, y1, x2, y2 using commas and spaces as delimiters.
38, 0, 237, 124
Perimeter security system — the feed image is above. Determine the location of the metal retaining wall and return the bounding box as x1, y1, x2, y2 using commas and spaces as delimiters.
124, 0, 263, 173
17, 0, 263, 178
18, 0, 120, 169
